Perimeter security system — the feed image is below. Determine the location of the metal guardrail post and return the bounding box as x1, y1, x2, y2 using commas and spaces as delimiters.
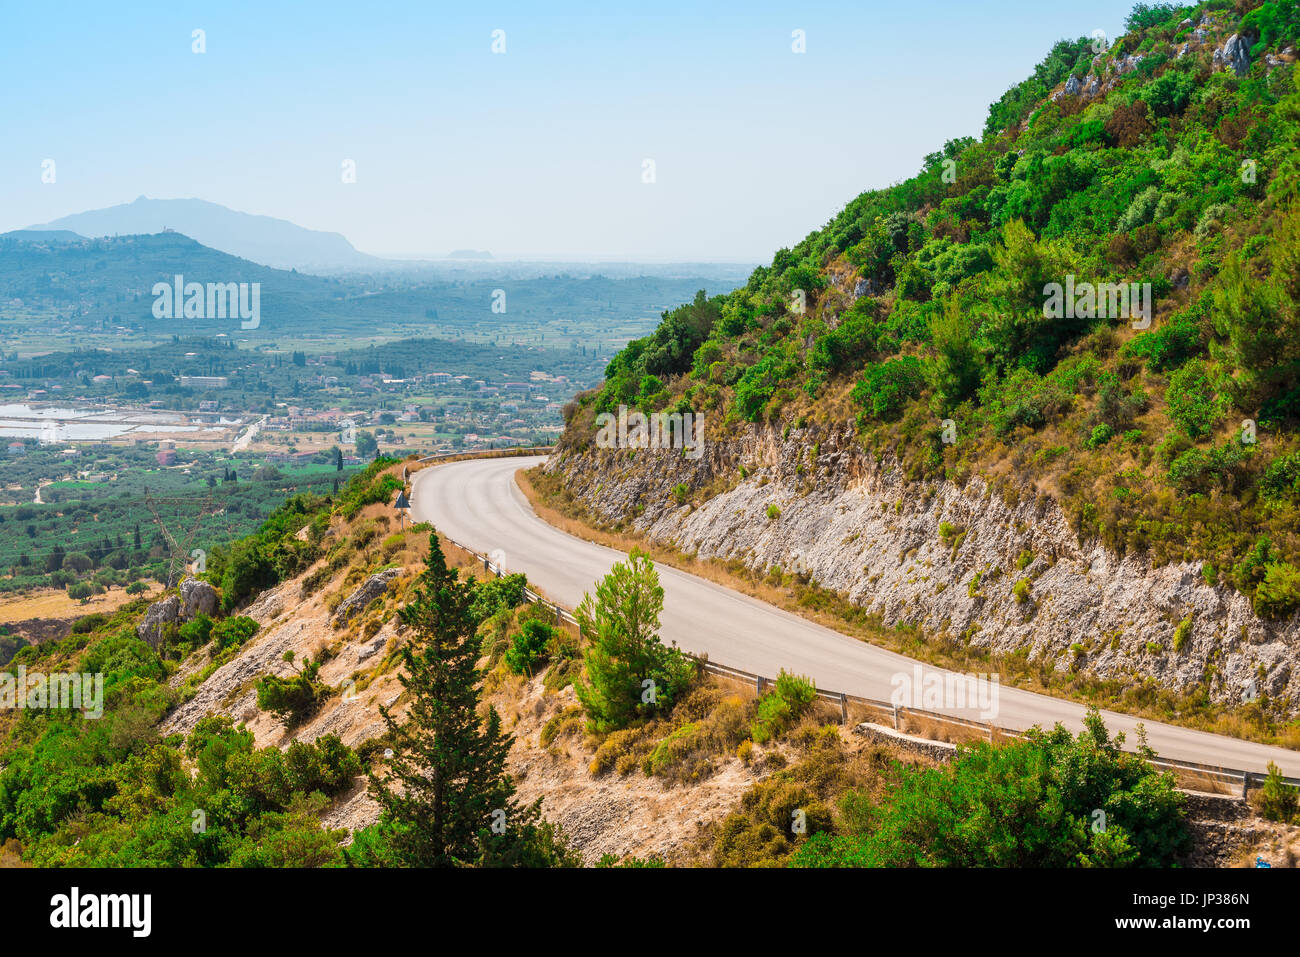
555, 603, 561, 625
893, 704, 899, 730
840, 692, 848, 725
1243, 772, 1252, 801
756, 676, 764, 696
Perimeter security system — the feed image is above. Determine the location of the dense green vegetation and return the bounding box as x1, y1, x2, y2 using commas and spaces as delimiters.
788, 710, 1188, 867
578, 0, 1300, 617
708, 708, 1189, 867
0, 596, 361, 866
0, 463, 414, 863
201, 460, 403, 611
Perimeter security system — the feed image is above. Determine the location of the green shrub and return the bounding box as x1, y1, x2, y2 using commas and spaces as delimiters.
791, 709, 1189, 867
177, 613, 215, 650
751, 671, 817, 744
505, 619, 556, 676
1261, 450, 1300, 501
1013, 578, 1031, 604
1086, 423, 1114, 449
1258, 762, 1299, 823
256, 656, 327, 728
1254, 562, 1300, 619
1166, 360, 1222, 439
1168, 442, 1252, 494
808, 299, 883, 375
212, 615, 259, 651
851, 356, 926, 421
70, 613, 109, 635
766, 504, 781, 520
1172, 614, 1192, 652
735, 352, 798, 422
470, 573, 528, 623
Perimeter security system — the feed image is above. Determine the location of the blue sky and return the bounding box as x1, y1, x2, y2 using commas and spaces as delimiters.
2, 1, 1143, 261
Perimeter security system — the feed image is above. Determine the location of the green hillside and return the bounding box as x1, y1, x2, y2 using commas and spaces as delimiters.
576, 1, 1300, 618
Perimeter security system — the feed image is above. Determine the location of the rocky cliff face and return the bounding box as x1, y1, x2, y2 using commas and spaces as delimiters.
547, 423, 1300, 713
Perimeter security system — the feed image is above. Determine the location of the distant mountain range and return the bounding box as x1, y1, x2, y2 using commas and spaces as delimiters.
0, 228, 751, 345
26, 196, 382, 273
21, 198, 755, 279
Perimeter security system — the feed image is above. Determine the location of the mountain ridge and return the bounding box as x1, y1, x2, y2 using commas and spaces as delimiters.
28, 196, 382, 273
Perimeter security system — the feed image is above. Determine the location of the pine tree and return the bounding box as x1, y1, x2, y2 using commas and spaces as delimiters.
573, 548, 696, 732
360, 535, 574, 867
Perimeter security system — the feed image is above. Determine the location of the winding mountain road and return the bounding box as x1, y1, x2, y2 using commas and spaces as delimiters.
411, 455, 1300, 778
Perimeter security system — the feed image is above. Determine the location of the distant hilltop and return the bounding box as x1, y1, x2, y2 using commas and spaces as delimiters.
26, 196, 383, 274
0, 229, 84, 243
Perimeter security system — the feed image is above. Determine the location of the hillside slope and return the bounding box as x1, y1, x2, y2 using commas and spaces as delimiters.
549, 2, 1300, 722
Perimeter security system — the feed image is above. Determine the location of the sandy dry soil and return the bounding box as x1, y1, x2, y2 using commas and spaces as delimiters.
0, 583, 163, 624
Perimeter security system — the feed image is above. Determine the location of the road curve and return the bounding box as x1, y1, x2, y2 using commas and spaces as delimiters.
411, 455, 1300, 778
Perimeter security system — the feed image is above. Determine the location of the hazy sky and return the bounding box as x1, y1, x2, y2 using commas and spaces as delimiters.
3, 1, 1142, 262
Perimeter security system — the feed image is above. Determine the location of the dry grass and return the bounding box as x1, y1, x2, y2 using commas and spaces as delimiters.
901, 712, 992, 746
0, 583, 163, 623
1172, 767, 1238, 796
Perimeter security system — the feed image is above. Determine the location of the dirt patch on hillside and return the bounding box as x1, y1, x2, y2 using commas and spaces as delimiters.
0, 583, 163, 624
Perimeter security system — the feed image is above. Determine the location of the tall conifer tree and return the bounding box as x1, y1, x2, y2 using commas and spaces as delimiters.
361, 535, 573, 867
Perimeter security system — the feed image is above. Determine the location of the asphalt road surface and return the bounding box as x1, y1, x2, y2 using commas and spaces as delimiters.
411, 455, 1300, 778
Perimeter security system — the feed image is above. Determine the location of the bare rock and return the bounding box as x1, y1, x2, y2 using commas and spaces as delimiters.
1113, 54, 1145, 75
547, 419, 1300, 714
357, 634, 388, 661
1214, 33, 1252, 77
179, 577, 219, 619
333, 569, 401, 627
136, 595, 181, 649
244, 584, 287, 624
